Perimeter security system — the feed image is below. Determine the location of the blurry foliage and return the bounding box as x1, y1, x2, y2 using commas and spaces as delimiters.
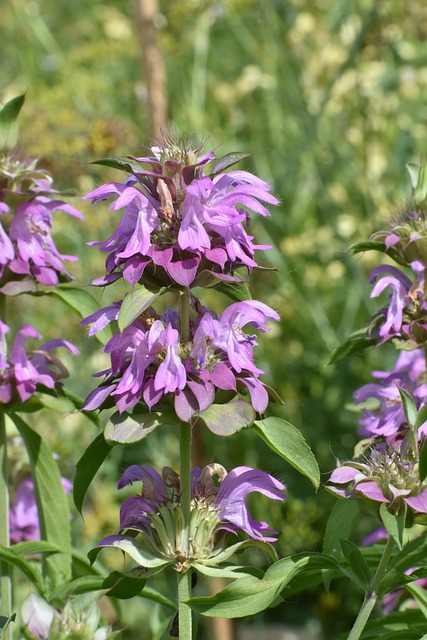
2, 0, 427, 636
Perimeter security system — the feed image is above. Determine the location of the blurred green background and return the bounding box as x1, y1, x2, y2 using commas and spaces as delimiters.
2, 0, 427, 637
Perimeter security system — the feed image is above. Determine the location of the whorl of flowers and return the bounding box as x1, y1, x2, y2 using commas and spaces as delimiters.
98, 463, 285, 570
0, 152, 83, 290
328, 441, 427, 516
82, 299, 278, 417
0, 321, 78, 404
84, 133, 278, 289
354, 349, 427, 440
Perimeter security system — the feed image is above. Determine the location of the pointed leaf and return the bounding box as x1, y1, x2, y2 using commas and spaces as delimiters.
420, 440, 427, 483
0, 279, 37, 296
0, 545, 44, 594
351, 240, 386, 254
104, 410, 176, 445
211, 152, 251, 176
328, 331, 376, 365
399, 388, 417, 429
73, 433, 113, 515
214, 280, 252, 302
196, 397, 255, 435
12, 541, 61, 558
0, 93, 25, 150
90, 157, 145, 174
52, 576, 105, 601
415, 405, 427, 436
103, 570, 146, 599
0, 614, 16, 636
118, 286, 165, 331
339, 539, 371, 589
194, 563, 263, 580
253, 417, 320, 488
11, 414, 72, 588
406, 583, 427, 620
380, 503, 405, 550
323, 500, 359, 560
88, 535, 172, 569
205, 539, 278, 566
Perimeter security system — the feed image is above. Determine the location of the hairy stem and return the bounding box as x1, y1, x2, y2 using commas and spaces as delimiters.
0, 412, 13, 640
346, 536, 395, 640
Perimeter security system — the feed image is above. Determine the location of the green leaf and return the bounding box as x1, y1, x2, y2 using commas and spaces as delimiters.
339, 539, 371, 590
196, 397, 255, 435
407, 160, 427, 203
0, 544, 44, 594
415, 405, 427, 438
103, 570, 146, 599
52, 576, 105, 602
88, 535, 172, 569
12, 541, 61, 557
104, 410, 176, 445
380, 503, 405, 550
90, 156, 145, 174
406, 583, 427, 619
118, 286, 165, 331
323, 500, 359, 560
194, 563, 263, 580
213, 280, 252, 302
253, 417, 320, 488
187, 575, 281, 618
73, 433, 113, 515
49, 286, 112, 345
419, 440, 427, 483
11, 414, 72, 589
328, 330, 376, 365
399, 388, 418, 429
139, 586, 177, 611
0, 614, 16, 636
211, 151, 251, 175
204, 539, 278, 566
350, 240, 386, 254
0, 279, 37, 296
0, 93, 25, 150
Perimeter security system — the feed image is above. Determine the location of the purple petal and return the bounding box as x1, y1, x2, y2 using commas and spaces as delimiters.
405, 489, 427, 514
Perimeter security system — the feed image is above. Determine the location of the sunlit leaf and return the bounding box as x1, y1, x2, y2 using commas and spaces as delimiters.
73, 433, 113, 515
104, 410, 177, 445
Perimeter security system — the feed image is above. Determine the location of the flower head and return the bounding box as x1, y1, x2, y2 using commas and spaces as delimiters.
328, 441, 427, 516
82, 299, 278, 418
0, 322, 78, 405
98, 463, 285, 570
354, 349, 427, 440
84, 134, 278, 289
0, 152, 83, 291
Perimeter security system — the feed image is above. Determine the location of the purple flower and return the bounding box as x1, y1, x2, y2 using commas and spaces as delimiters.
354, 349, 427, 439
0, 322, 78, 404
328, 441, 427, 516
84, 135, 278, 289
369, 264, 427, 346
82, 299, 278, 418
10, 476, 72, 543
0, 154, 83, 289
99, 463, 285, 568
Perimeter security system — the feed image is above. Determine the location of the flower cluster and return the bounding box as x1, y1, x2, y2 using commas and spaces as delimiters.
84, 134, 278, 289
0, 153, 82, 291
354, 349, 427, 440
82, 299, 278, 417
328, 441, 427, 516
10, 476, 72, 544
21, 593, 115, 640
0, 321, 78, 404
98, 463, 285, 570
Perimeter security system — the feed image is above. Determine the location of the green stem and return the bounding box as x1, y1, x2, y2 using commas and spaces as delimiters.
178, 288, 192, 640
346, 536, 395, 640
178, 422, 192, 640
0, 412, 13, 640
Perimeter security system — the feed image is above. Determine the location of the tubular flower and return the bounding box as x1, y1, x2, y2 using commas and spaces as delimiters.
0, 322, 78, 404
81, 300, 279, 416
0, 152, 83, 290
354, 349, 427, 439
98, 463, 285, 570
84, 134, 278, 289
369, 263, 427, 347
327, 441, 427, 516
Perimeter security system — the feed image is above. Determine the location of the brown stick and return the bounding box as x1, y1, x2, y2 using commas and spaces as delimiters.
133, 0, 168, 138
